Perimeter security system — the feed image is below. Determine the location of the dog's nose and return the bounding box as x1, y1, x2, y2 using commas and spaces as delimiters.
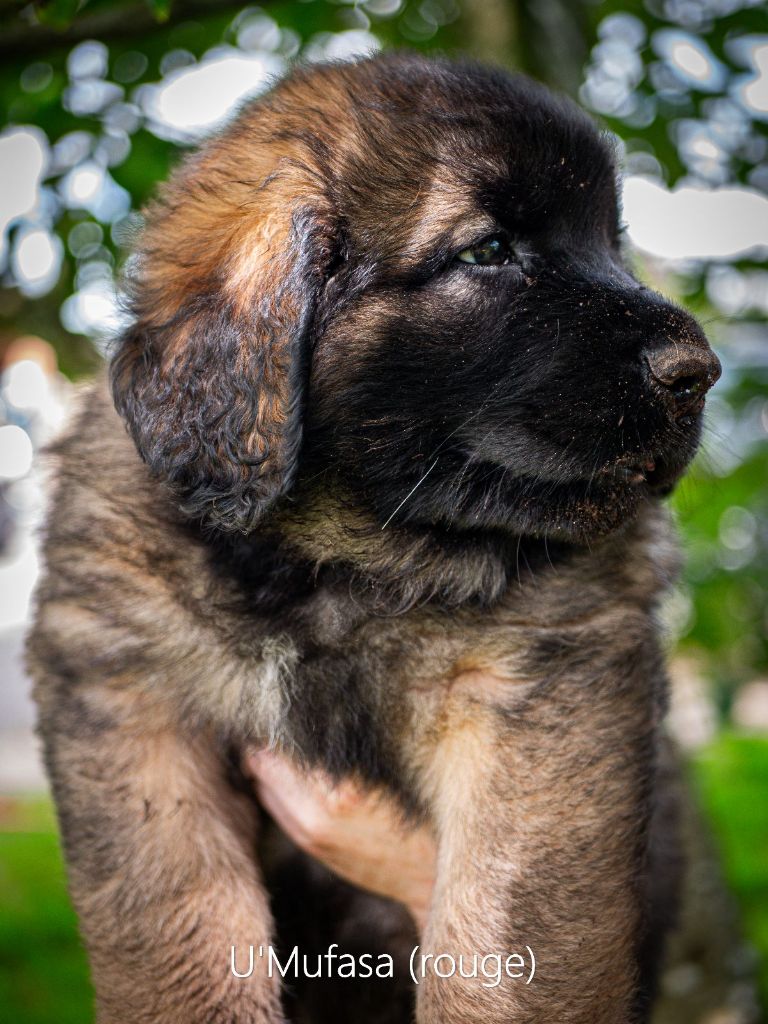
645, 342, 721, 418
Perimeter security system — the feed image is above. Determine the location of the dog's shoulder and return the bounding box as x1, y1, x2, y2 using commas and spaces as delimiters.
28, 376, 225, 686
37, 374, 196, 582
47, 374, 170, 525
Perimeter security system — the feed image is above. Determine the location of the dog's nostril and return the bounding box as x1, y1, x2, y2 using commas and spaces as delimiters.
645, 343, 721, 417
672, 374, 704, 401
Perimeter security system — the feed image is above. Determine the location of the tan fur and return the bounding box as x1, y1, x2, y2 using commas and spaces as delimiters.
28, 56, 688, 1024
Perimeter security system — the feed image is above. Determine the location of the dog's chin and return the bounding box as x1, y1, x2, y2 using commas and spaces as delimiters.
525, 452, 693, 541
486, 475, 649, 542
439, 451, 692, 544
434, 413, 705, 542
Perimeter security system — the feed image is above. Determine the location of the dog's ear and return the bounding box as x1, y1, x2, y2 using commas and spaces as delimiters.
111, 149, 334, 533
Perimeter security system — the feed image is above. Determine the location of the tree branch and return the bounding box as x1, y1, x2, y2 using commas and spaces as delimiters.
1, 0, 254, 61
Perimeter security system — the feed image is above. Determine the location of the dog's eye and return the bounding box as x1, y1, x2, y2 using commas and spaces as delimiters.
456, 234, 513, 266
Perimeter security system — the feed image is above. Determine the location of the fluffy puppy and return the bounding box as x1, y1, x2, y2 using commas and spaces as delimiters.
29, 52, 720, 1024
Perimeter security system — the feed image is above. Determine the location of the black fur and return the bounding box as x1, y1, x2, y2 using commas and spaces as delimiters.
30, 53, 722, 1024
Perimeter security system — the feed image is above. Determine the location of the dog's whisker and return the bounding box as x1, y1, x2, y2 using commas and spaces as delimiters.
423, 378, 510, 463
380, 458, 439, 529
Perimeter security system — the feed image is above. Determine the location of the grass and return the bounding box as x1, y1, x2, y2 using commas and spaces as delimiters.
690, 733, 768, 1012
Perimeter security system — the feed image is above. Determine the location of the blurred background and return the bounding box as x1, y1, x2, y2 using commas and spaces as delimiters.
0, 0, 766, 1021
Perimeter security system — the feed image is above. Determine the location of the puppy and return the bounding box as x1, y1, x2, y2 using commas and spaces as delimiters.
29, 52, 720, 1024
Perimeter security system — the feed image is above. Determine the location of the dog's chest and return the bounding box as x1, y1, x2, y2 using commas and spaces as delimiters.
264, 567, 654, 794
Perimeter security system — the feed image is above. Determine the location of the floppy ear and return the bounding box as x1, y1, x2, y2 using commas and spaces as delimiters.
111, 151, 335, 534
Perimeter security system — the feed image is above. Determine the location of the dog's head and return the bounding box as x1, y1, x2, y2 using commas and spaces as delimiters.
112, 53, 719, 544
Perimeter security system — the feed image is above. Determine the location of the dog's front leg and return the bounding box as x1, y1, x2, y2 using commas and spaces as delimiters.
36, 684, 284, 1024
413, 631, 659, 1024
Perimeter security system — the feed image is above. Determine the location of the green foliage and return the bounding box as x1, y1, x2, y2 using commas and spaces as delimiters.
581, 0, 768, 187
0, 9, 766, 1016
35, 0, 83, 31
574, 0, 768, 690
0, 1, 766, 683
692, 735, 768, 1008
674, 451, 768, 690
146, 0, 173, 23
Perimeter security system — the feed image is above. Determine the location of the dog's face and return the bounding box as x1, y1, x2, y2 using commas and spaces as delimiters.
112, 54, 720, 545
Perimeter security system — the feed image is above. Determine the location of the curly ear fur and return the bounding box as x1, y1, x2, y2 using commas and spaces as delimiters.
111, 128, 335, 533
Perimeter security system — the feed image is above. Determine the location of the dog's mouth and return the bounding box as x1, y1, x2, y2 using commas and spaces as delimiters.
486, 449, 692, 541
600, 456, 656, 486
406, 416, 703, 542
596, 453, 682, 496
440, 448, 689, 542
